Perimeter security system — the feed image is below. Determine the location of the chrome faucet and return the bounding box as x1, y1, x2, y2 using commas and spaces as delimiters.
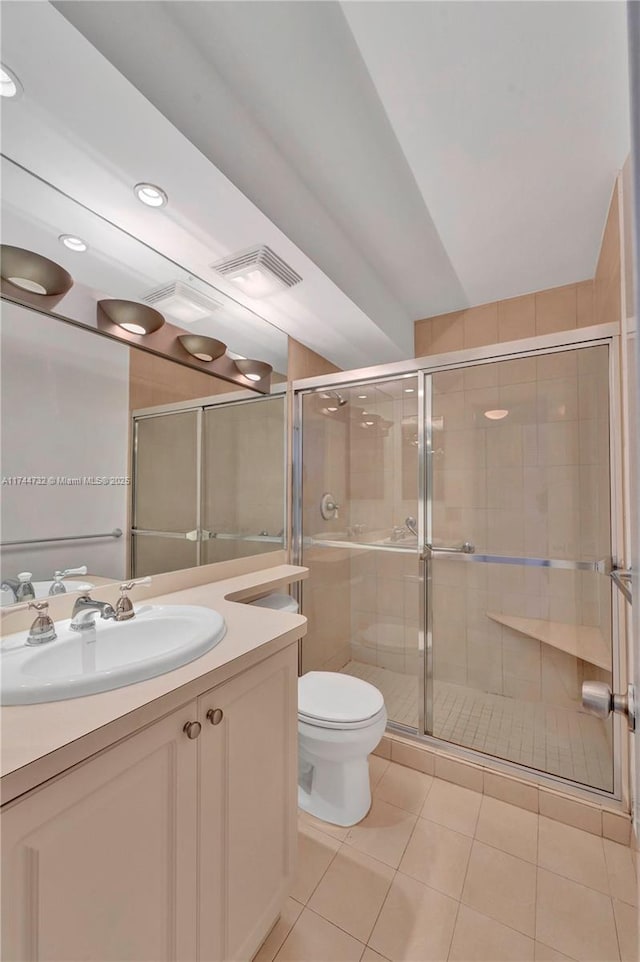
70, 595, 117, 632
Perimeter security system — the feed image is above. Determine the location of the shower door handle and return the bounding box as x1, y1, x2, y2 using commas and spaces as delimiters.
420, 541, 475, 561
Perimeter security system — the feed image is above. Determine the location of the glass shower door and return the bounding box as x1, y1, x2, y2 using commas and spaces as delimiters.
298, 376, 421, 729
132, 410, 200, 576
426, 345, 614, 791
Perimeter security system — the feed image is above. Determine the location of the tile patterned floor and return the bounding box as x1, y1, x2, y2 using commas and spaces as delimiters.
341, 661, 613, 792
254, 759, 639, 962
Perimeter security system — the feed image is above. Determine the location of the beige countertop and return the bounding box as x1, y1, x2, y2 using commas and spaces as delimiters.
1, 563, 308, 804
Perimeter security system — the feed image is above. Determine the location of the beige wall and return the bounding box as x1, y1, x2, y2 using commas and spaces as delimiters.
414, 280, 595, 358
594, 186, 622, 326
288, 337, 341, 381
129, 348, 244, 411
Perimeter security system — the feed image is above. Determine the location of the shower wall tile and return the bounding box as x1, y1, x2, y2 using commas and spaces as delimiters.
497, 294, 536, 342
535, 284, 578, 335
415, 280, 596, 359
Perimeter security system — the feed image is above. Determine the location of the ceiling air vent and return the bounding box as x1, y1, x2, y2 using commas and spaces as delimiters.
211, 245, 302, 298
142, 281, 222, 324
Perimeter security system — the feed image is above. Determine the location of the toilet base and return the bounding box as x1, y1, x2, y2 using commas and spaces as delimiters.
298, 756, 372, 827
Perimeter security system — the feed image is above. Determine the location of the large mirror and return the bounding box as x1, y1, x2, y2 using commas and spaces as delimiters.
0, 152, 289, 609
0, 298, 287, 607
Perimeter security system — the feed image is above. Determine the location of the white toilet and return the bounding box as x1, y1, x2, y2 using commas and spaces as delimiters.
298, 671, 387, 826
251, 593, 387, 827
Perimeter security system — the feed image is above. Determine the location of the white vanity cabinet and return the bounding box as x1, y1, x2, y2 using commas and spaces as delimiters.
1, 643, 298, 962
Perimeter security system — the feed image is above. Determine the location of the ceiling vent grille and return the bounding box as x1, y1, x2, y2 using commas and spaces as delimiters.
142, 281, 222, 323
211, 245, 302, 296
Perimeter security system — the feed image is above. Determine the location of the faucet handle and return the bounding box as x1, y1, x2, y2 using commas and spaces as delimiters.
58, 565, 88, 578
115, 577, 152, 621
26, 601, 57, 646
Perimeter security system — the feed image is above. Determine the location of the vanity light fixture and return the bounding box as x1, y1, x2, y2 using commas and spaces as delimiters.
98, 298, 165, 335
134, 183, 168, 208
234, 358, 273, 382
212, 246, 302, 299
0, 245, 73, 296
484, 409, 509, 421
178, 334, 227, 363
0, 64, 22, 98
59, 234, 88, 253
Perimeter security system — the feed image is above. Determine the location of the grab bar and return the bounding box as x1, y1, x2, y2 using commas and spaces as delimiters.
1, 528, 123, 548
421, 550, 609, 573
422, 541, 475, 558
611, 568, 632, 604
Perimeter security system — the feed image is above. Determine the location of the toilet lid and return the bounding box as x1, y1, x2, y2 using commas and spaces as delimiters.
298, 672, 385, 724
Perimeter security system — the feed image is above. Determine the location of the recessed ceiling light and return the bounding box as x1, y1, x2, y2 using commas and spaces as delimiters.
404, 388, 415, 393
327, 406, 338, 413
364, 421, 374, 426
59, 234, 88, 253
134, 183, 168, 208
484, 409, 509, 421
0, 64, 22, 98
358, 395, 368, 399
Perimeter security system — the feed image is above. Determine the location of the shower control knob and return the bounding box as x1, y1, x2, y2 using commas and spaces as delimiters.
320, 492, 340, 520
207, 708, 224, 726
183, 721, 202, 739
582, 682, 636, 731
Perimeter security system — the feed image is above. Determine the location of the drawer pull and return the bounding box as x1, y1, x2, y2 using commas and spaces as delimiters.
183, 721, 202, 739
206, 708, 224, 726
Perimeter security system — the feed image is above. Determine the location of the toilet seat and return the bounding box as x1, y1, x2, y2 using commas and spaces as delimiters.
298, 672, 385, 730
298, 704, 387, 731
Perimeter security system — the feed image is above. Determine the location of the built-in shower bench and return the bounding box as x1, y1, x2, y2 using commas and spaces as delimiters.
486, 611, 610, 671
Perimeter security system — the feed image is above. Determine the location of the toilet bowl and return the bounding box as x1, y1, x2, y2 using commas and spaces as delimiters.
298, 671, 387, 827
248, 597, 387, 826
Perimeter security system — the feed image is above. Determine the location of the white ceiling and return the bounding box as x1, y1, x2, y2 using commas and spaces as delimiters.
1, 1, 631, 370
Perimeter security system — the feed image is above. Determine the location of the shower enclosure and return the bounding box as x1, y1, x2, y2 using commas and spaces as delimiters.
131, 390, 286, 577
293, 328, 621, 799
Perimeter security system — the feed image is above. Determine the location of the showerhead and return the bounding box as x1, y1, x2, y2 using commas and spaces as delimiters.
333, 392, 348, 407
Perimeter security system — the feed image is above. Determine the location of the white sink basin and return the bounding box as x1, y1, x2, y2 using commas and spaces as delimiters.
1, 604, 226, 705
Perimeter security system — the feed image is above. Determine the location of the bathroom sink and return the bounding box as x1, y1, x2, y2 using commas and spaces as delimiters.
0, 604, 226, 705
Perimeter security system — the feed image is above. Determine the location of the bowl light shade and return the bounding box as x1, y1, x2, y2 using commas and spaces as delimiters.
234, 359, 273, 382
98, 299, 165, 335
1, 245, 73, 297
178, 334, 227, 363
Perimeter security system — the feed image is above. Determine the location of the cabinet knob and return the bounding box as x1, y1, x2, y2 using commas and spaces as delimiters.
206, 708, 224, 726
183, 720, 202, 739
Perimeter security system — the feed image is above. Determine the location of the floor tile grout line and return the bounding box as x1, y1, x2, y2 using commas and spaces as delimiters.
446, 817, 477, 962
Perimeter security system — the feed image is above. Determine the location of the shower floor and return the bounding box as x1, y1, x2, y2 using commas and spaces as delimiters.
341, 660, 613, 792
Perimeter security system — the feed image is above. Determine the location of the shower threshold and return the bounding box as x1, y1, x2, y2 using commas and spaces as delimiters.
341, 660, 612, 793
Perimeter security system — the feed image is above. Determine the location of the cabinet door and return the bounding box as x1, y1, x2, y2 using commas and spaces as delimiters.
1, 702, 199, 962
198, 644, 298, 962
